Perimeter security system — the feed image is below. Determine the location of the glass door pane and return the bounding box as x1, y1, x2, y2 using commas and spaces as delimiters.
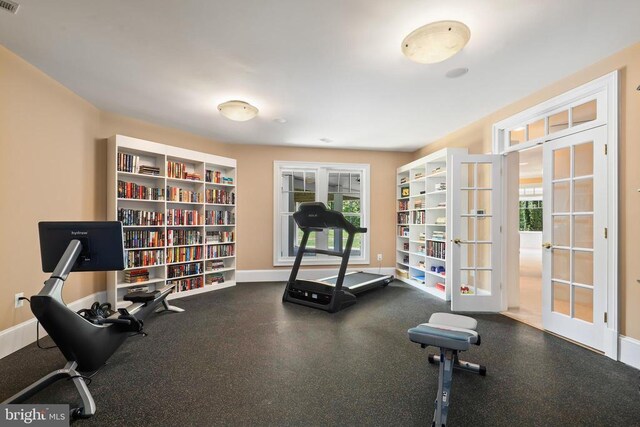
549, 140, 595, 322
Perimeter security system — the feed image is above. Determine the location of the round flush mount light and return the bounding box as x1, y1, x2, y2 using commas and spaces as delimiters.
402, 20, 470, 64
217, 100, 258, 121
273, 118, 287, 124
445, 67, 469, 78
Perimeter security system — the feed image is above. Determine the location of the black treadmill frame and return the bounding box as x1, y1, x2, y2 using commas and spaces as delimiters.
282, 202, 391, 312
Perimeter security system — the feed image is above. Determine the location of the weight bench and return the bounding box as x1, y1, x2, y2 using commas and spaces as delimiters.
408, 313, 486, 427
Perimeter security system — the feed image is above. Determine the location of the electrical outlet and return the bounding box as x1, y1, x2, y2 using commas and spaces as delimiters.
377, 253, 383, 262
15, 292, 24, 308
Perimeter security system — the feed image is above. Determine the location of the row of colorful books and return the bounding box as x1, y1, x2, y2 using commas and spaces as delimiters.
205, 210, 235, 225
126, 250, 164, 268
167, 186, 203, 203
206, 244, 234, 259
166, 246, 203, 263
206, 230, 234, 243
118, 180, 165, 200
167, 229, 202, 246
205, 188, 235, 205
118, 209, 165, 226
124, 230, 164, 248
206, 170, 233, 185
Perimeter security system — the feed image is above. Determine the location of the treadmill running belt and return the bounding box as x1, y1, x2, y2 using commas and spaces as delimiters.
322, 272, 387, 287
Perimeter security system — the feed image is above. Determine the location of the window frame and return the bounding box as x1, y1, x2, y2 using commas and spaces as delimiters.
273, 161, 370, 266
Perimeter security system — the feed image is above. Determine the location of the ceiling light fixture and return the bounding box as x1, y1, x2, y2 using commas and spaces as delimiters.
273, 118, 287, 124
319, 138, 333, 143
217, 100, 258, 121
402, 20, 470, 64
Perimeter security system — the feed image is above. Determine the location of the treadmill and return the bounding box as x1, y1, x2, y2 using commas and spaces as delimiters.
283, 202, 394, 313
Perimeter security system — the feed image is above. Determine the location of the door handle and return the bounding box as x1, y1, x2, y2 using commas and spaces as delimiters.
542, 242, 552, 249
453, 238, 462, 244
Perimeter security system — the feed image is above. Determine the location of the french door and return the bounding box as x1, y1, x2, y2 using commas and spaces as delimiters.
542, 126, 607, 350
450, 155, 503, 312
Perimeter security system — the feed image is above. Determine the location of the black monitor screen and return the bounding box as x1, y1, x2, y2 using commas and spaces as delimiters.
38, 221, 125, 272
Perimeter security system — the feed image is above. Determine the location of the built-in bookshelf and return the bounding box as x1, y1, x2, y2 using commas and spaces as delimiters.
395, 148, 467, 300
107, 135, 237, 308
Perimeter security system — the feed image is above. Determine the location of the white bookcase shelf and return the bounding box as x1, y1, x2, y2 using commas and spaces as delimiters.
107, 135, 237, 308
395, 147, 467, 301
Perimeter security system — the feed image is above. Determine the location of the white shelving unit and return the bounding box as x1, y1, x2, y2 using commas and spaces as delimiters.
107, 135, 237, 308
395, 148, 467, 300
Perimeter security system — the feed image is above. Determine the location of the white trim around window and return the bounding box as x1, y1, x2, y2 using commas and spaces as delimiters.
273, 161, 371, 266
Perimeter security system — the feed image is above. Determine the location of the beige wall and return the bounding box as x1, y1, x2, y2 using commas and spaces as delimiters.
0, 45, 103, 330
412, 42, 640, 340
0, 45, 411, 331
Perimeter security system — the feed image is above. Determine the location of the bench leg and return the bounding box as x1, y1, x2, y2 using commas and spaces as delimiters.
433, 348, 454, 427
428, 353, 487, 376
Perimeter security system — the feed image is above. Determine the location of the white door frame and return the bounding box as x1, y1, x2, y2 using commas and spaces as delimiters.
492, 71, 619, 359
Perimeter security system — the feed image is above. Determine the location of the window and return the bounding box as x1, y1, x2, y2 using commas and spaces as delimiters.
519, 200, 543, 231
274, 162, 370, 265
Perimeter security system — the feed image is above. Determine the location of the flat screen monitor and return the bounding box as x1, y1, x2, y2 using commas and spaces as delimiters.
38, 221, 125, 272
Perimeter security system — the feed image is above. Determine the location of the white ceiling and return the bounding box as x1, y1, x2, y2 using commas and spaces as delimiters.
1, 0, 639, 151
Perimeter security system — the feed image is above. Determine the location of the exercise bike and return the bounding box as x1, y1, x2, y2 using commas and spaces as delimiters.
2, 221, 182, 419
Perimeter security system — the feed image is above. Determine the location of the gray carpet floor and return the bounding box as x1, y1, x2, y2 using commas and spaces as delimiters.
1, 281, 639, 426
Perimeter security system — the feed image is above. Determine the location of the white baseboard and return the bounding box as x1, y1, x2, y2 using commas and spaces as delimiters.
237, 267, 396, 283
0, 291, 106, 361
619, 335, 640, 370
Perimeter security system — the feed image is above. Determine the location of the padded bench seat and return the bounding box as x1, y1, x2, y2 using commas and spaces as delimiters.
408, 313, 479, 351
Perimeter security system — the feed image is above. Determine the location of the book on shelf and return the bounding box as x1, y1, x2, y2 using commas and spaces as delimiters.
117, 152, 140, 173
206, 230, 234, 243
118, 180, 165, 200
397, 212, 410, 224
431, 231, 446, 240
167, 209, 203, 226
398, 226, 409, 237
128, 285, 150, 293
126, 250, 164, 268
205, 188, 235, 205
206, 170, 234, 185
167, 186, 204, 203
414, 172, 424, 179
207, 260, 226, 270
205, 210, 235, 225
400, 176, 408, 184
166, 246, 203, 263
124, 230, 164, 248
167, 262, 202, 279
167, 160, 202, 181
168, 276, 204, 292
167, 229, 202, 246
427, 240, 446, 259
206, 244, 234, 259
398, 200, 409, 211
118, 208, 164, 226
413, 211, 425, 224
206, 273, 225, 285
124, 268, 150, 283
138, 166, 160, 176
435, 182, 446, 191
